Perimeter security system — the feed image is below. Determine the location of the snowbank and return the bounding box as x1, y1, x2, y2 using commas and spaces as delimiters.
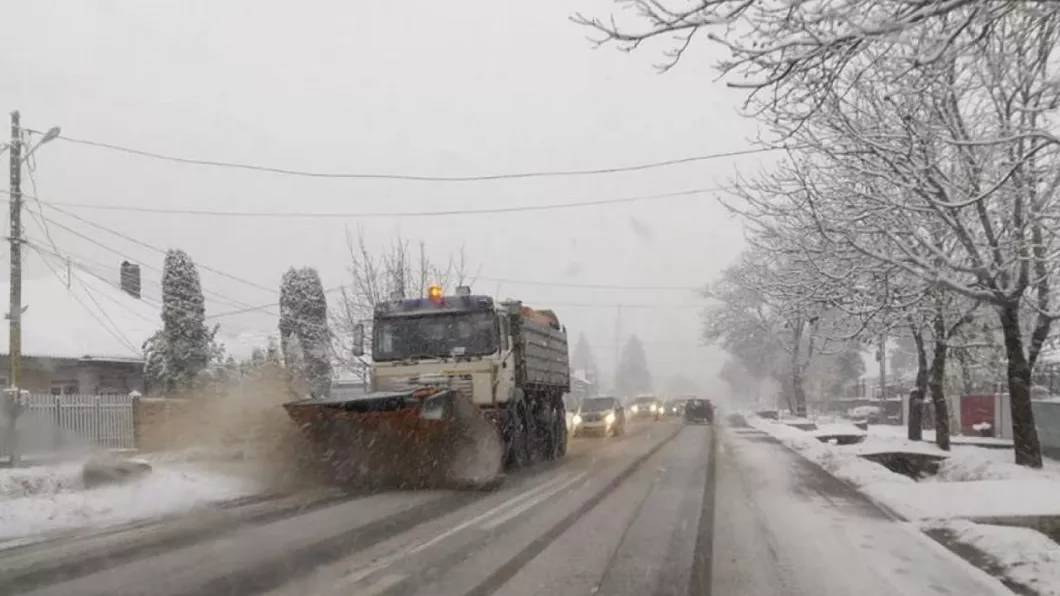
0, 461, 260, 544
746, 414, 1060, 595
923, 519, 1060, 596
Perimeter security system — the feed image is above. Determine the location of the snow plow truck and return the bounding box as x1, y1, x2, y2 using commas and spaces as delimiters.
283, 285, 570, 490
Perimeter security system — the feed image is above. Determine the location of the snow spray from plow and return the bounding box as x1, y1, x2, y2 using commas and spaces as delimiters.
283, 385, 505, 491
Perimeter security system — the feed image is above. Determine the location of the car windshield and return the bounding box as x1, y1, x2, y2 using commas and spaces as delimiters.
372, 311, 499, 362
580, 398, 616, 412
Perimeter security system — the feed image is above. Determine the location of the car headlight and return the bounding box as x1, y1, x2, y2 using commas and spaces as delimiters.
650, 404, 658, 412
572, 414, 582, 425
631, 405, 639, 413
605, 412, 616, 424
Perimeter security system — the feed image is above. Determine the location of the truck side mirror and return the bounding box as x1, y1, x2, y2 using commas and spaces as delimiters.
352, 323, 365, 357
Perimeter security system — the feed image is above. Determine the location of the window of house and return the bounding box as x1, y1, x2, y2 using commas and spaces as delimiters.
50, 381, 78, 396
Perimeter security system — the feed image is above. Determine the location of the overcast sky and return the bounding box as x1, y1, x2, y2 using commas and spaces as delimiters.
1, 0, 773, 394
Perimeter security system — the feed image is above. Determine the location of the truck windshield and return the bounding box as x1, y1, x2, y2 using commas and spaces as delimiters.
373, 311, 499, 362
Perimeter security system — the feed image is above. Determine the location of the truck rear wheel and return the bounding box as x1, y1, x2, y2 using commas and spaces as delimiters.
504, 404, 530, 470
549, 404, 567, 460
554, 412, 567, 458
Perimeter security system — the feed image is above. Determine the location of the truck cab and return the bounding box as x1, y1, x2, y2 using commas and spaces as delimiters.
350, 285, 570, 468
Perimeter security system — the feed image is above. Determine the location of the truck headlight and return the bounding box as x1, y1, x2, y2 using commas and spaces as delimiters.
572, 414, 582, 425
605, 412, 615, 424
631, 405, 639, 413
650, 404, 658, 413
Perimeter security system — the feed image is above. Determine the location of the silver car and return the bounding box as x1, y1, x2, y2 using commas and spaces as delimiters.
571, 396, 626, 438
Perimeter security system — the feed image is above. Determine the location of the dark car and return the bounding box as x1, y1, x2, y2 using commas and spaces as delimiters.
684, 398, 714, 424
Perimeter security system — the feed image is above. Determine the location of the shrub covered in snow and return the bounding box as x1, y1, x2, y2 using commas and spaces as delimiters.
279, 267, 332, 398
144, 249, 220, 395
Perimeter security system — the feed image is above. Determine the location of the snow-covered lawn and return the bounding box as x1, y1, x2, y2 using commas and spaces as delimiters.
744, 414, 1060, 596
0, 457, 261, 545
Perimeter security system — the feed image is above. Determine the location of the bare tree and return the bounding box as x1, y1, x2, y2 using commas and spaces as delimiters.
727, 16, 1060, 465
330, 227, 475, 380
573, 1, 1060, 133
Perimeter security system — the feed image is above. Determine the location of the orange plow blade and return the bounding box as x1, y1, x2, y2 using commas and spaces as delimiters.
283, 387, 504, 490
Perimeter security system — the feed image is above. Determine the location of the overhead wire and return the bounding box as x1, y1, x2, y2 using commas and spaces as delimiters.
28, 241, 286, 330
17, 185, 735, 219
34, 206, 276, 295
30, 243, 141, 356
42, 132, 781, 182
25, 220, 264, 312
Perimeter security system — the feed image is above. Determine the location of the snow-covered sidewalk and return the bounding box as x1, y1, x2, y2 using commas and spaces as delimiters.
743, 415, 1060, 596
0, 456, 262, 546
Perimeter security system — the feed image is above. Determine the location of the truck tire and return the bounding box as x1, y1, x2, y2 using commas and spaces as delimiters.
505, 404, 530, 470
553, 408, 567, 459
543, 403, 566, 461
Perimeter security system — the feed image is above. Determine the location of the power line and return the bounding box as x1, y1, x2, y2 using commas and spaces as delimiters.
38, 205, 277, 294
30, 244, 141, 356
30, 241, 286, 324
26, 221, 266, 312
474, 275, 702, 291
19, 185, 733, 218
44, 133, 780, 182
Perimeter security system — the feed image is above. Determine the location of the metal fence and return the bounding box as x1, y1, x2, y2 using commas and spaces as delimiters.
0, 393, 136, 460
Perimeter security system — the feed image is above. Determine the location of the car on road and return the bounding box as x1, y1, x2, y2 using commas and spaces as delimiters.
684, 398, 714, 424
661, 399, 685, 417
571, 396, 626, 438
629, 395, 662, 421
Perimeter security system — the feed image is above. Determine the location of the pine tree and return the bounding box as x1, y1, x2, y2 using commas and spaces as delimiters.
614, 335, 652, 396
571, 333, 598, 383
279, 267, 332, 398
144, 249, 217, 394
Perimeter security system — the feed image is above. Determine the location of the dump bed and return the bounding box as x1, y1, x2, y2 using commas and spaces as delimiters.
519, 316, 570, 391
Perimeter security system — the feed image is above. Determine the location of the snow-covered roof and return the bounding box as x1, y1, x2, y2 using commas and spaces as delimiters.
0, 270, 159, 362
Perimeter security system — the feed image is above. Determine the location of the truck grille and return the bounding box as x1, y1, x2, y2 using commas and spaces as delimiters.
376, 373, 475, 397
446, 374, 474, 396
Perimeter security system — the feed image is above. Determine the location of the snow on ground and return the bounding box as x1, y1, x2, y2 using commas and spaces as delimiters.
871, 423, 1014, 447
745, 413, 1060, 595
922, 519, 1060, 596
0, 459, 261, 545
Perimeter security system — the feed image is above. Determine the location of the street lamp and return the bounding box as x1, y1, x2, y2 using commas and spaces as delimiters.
21, 126, 61, 162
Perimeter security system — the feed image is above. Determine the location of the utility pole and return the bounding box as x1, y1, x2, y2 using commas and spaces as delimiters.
4, 111, 21, 467
8, 111, 21, 392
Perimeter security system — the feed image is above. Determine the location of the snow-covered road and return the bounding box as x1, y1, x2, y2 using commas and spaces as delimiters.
713, 427, 1013, 596
1, 421, 1018, 596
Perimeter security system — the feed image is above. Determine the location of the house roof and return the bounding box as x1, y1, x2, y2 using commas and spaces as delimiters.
0, 270, 159, 362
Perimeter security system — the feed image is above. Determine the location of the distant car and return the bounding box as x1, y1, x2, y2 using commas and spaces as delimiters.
571, 396, 626, 438
629, 396, 662, 421
662, 399, 685, 417
685, 398, 714, 424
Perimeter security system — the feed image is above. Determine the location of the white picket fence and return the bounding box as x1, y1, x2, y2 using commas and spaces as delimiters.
0, 393, 136, 460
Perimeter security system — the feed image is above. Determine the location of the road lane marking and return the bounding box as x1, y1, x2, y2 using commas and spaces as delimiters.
479, 471, 589, 530
332, 471, 577, 588
356, 573, 406, 596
